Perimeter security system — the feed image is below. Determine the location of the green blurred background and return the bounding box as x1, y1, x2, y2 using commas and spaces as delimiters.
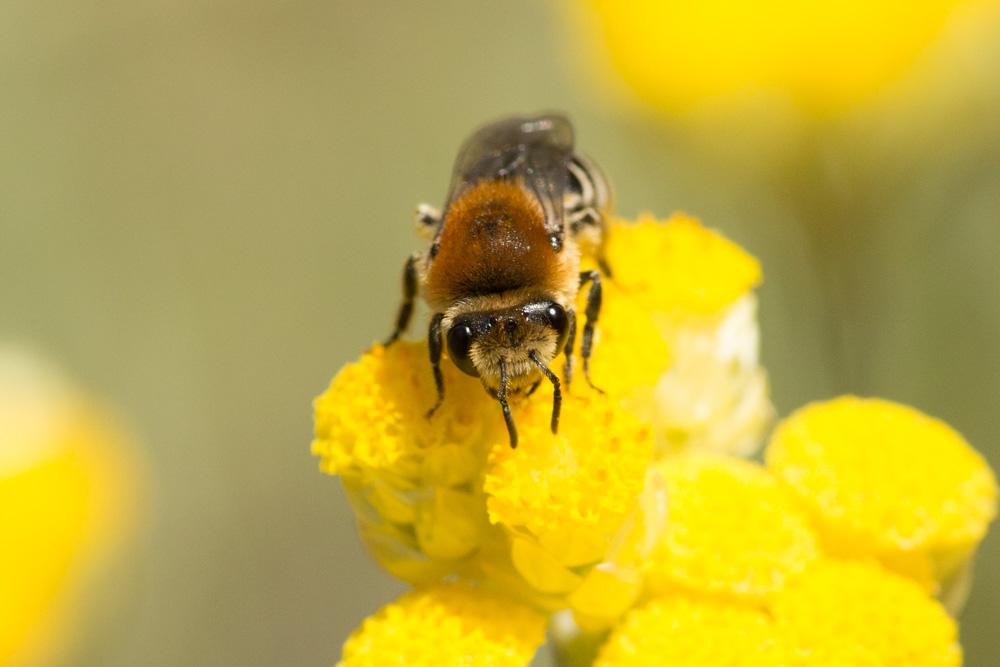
2, 1, 998, 664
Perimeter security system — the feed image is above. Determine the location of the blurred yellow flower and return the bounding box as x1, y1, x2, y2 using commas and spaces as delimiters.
595, 559, 961, 666
337, 584, 546, 667
645, 455, 818, 600
594, 596, 788, 667
580, 0, 984, 113
766, 396, 998, 596
772, 559, 961, 666
0, 348, 139, 667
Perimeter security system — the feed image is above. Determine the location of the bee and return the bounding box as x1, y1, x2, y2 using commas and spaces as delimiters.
385, 114, 611, 448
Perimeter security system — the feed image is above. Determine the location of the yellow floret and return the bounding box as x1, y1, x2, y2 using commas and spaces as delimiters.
594, 596, 788, 667
603, 215, 762, 316
771, 559, 961, 666
766, 396, 998, 591
646, 455, 818, 600
337, 584, 546, 667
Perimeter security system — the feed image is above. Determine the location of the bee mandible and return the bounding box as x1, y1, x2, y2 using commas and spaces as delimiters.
385, 114, 612, 448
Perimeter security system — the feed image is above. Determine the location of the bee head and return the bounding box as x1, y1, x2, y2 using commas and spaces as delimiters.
445, 300, 569, 392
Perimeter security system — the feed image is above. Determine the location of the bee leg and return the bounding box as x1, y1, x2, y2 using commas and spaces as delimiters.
529, 351, 562, 435
497, 357, 518, 448
414, 203, 441, 241
597, 256, 613, 280
384, 254, 418, 346
426, 313, 445, 418
578, 270, 605, 394
563, 308, 577, 389
568, 207, 613, 279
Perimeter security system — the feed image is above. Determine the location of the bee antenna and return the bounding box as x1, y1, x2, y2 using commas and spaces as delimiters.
529, 351, 561, 435
497, 358, 518, 449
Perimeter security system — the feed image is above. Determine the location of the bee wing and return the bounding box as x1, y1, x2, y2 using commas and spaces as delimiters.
443, 114, 574, 248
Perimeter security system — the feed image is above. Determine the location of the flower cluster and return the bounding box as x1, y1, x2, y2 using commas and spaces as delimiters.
312, 216, 996, 665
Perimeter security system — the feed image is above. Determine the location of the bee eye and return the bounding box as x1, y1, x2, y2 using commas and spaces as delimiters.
446, 322, 479, 377
545, 303, 569, 345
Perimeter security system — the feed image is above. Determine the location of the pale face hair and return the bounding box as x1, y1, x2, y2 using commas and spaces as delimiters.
441, 289, 569, 397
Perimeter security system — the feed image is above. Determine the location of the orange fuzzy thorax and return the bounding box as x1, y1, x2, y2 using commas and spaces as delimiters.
425, 180, 576, 311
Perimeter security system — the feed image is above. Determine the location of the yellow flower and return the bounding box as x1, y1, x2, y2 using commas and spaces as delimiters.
483, 395, 652, 549
483, 391, 656, 622
645, 455, 818, 601
766, 396, 998, 594
337, 583, 546, 667
594, 596, 788, 666
578, 0, 982, 113
771, 559, 961, 666
0, 347, 139, 666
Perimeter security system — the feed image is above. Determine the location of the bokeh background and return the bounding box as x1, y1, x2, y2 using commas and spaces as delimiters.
2, 1, 998, 664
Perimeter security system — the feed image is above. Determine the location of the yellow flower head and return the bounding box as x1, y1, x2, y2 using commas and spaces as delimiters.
580, 0, 981, 113
766, 396, 998, 589
484, 396, 653, 541
337, 583, 546, 667
0, 347, 139, 666
483, 392, 655, 617
771, 559, 961, 666
646, 455, 818, 600
594, 596, 788, 667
